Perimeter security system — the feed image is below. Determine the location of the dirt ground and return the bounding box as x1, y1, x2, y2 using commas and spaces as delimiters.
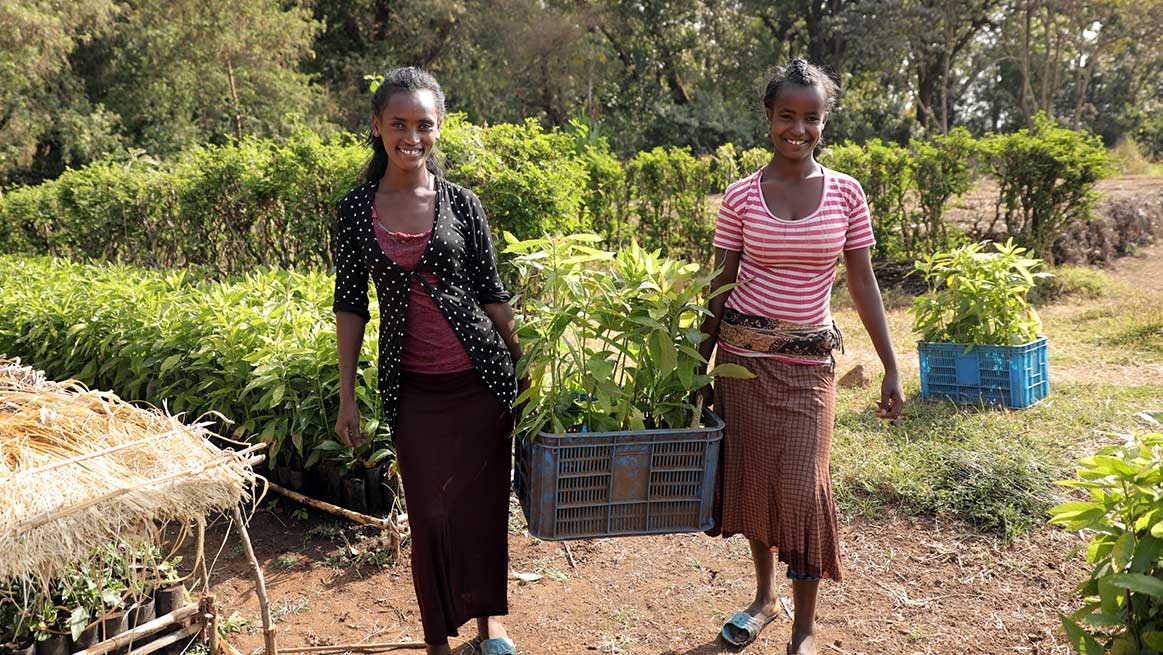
192, 177, 1163, 655
196, 502, 1085, 655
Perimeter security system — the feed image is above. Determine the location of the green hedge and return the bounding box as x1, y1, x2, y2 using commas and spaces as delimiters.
979, 114, 1112, 265
820, 120, 1109, 261
0, 255, 382, 472
0, 119, 592, 275
0, 117, 1112, 269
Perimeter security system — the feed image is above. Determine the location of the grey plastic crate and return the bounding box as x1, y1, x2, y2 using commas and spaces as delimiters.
514, 410, 724, 540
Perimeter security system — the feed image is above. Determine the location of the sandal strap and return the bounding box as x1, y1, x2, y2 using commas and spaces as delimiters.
481, 637, 516, 655
722, 610, 772, 646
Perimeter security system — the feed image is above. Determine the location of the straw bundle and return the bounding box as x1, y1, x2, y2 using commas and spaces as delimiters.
0, 360, 257, 584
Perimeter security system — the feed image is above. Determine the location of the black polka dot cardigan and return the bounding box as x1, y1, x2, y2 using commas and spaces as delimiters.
332, 177, 517, 430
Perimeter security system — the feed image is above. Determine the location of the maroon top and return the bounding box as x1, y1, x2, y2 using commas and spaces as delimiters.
373, 209, 475, 374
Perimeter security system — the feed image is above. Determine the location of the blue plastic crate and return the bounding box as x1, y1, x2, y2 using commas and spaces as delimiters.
918, 337, 1049, 408
514, 410, 723, 540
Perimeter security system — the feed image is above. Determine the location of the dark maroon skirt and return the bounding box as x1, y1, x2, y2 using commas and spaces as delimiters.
394, 368, 513, 645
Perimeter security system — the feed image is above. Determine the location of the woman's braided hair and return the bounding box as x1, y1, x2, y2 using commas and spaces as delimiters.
762, 59, 839, 113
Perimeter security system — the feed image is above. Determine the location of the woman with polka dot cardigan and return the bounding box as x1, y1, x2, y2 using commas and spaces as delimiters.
333, 67, 523, 655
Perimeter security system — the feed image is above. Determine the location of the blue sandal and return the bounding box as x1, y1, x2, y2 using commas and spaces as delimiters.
720, 610, 776, 647
480, 637, 517, 655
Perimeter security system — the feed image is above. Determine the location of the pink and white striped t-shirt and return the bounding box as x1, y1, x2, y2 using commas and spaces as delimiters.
713, 166, 875, 357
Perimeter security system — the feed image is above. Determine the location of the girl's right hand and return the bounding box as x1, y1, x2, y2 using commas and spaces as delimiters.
335, 401, 366, 447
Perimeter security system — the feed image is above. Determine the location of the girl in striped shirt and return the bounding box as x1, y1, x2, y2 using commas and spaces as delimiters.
700, 59, 904, 655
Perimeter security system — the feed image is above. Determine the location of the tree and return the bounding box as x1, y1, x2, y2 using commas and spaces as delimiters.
0, 0, 119, 186
92, 0, 328, 156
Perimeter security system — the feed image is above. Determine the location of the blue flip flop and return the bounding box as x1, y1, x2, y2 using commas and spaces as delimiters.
480, 637, 517, 655
720, 610, 776, 647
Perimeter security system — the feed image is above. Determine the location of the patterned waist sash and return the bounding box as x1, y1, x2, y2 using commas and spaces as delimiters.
718, 308, 843, 363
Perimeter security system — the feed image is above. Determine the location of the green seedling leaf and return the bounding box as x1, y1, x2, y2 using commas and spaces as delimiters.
1060, 614, 1104, 655
1111, 531, 1135, 571
708, 363, 756, 379
653, 330, 677, 376
1106, 573, 1163, 597
69, 607, 90, 641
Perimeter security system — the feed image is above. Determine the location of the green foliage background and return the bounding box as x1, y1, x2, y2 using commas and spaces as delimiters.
3, 0, 1160, 187
0, 115, 1112, 271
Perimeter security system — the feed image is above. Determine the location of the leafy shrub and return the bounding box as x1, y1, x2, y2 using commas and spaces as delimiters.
710, 142, 740, 191
0, 129, 363, 275
0, 255, 385, 473
738, 147, 770, 176
912, 239, 1050, 345
624, 146, 714, 263
821, 139, 915, 259
910, 127, 977, 252
440, 115, 591, 239
978, 113, 1112, 264
0, 118, 590, 274
504, 234, 751, 436
565, 121, 628, 247
1109, 137, 1155, 176
1049, 430, 1163, 654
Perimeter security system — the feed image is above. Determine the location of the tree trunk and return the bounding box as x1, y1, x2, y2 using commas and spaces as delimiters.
226, 58, 244, 140
916, 61, 941, 133
1020, 0, 1035, 125
806, 0, 846, 69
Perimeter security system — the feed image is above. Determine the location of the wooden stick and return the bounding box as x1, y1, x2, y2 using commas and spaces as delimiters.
202, 593, 219, 655
14, 444, 265, 534
72, 603, 200, 655
266, 482, 401, 532
122, 622, 202, 655
196, 516, 210, 592
779, 596, 793, 621
277, 640, 427, 653
689, 395, 705, 428
562, 543, 577, 569
233, 504, 277, 655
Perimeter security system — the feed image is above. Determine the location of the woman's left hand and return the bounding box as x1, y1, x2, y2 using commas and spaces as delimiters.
876, 369, 904, 420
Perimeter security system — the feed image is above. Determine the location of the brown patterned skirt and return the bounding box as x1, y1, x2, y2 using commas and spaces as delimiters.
394, 369, 514, 644
708, 348, 843, 582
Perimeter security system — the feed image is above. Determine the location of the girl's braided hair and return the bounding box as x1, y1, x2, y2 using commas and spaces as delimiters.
762, 59, 840, 113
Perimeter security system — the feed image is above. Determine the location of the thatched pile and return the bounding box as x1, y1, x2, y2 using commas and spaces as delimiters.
0, 359, 258, 584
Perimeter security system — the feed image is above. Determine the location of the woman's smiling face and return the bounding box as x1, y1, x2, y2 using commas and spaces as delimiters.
372, 89, 442, 173
766, 83, 828, 162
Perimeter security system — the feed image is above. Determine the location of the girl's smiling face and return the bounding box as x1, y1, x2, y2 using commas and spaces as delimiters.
372, 89, 441, 173
766, 83, 829, 161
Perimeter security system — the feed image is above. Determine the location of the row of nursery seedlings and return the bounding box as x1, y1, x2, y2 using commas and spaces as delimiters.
0, 256, 391, 514
0, 544, 187, 655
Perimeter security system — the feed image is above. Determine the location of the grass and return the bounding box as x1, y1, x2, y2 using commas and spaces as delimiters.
1105, 309, 1163, 351
828, 256, 1163, 542
270, 596, 310, 623
1029, 265, 1116, 305
273, 554, 301, 570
